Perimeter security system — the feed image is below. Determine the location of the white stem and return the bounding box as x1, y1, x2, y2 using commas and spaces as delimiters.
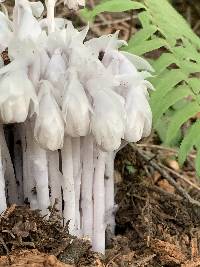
48, 150, 62, 214
23, 123, 37, 208
0, 127, 7, 213
47, 0, 56, 33
13, 125, 24, 205
0, 125, 19, 205
93, 148, 106, 254
72, 137, 81, 237
20, 123, 30, 202
81, 135, 94, 240
26, 121, 50, 215
61, 136, 76, 235
31, 141, 50, 215
105, 152, 115, 235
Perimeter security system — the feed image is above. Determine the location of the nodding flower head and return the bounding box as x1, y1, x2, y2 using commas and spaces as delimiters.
62, 68, 91, 137
34, 80, 64, 151
64, 0, 85, 10
0, 70, 38, 123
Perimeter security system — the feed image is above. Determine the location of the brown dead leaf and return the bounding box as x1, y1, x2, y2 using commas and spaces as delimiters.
0, 250, 73, 267
114, 170, 122, 184
153, 171, 161, 183
157, 179, 175, 193
165, 159, 180, 171
151, 239, 187, 264
181, 257, 200, 267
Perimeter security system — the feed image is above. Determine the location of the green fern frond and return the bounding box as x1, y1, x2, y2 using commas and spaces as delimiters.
179, 120, 200, 166
80, 0, 145, 21
165, 102, 199, 145
81, 0, 200, 171
153, 85, 192, 125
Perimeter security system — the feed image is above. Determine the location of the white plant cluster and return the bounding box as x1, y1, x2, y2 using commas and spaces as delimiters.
0, 0, 153, 254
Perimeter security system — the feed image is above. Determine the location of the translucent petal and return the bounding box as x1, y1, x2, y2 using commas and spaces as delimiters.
29, 53, 41, 87
124, 86, 152, 142
16, 10, 41, 41
62, 68, 91, 137
85, 32, 127, 58
34, 80, 64, 150
121, 51, 155, 72
102, 50, 138, 75
0, 12, 13, 50
91, 89, 125, 151
39, 49, 50, 78
0, 70, 37, 123
64, 0, 85, 10
44, 48, 66, 104
39, 18, 67, 30
29, 1, 44, 17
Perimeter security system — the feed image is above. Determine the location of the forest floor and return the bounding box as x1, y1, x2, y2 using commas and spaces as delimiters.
1, 138, 200, 267
1, 0, 200, 266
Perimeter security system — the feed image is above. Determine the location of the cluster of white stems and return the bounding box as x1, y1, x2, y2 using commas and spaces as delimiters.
0, 0, 153, 254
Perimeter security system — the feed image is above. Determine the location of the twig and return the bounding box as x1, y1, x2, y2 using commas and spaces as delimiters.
159, 164, 200, 192
132, 254, 156, 267
148, 185, 182, 201
0, 236, 11, 264
137, 144, 196, 159
93, 16, 137, 27
0, 204, 16, 222
130, 144, 200, 208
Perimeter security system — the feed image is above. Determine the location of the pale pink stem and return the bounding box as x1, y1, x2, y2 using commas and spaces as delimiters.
93, 148, 106, 254
0, 126, 7, 213
81, 135, 94, 240
105, 152, 115, 235
72, 137, 82, 237
48, 150, 62, 214
61, 136, 76, 234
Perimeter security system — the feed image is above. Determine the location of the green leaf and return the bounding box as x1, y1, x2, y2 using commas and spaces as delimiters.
155, 113, 182, 146
151, 53, 179, 73
187, 78, 200, 94
80, 0, 145, 22
127, 25, 157, 48
144, 0, 200, 47
195, 147, 200, 176
137, 10, 152, 28
179, 120, 200, 166
126, 38, 168, 55
166, 102, 200, 145
153, 85, 192, 125
150, 69, 187, 108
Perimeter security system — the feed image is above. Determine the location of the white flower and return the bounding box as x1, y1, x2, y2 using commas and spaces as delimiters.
89, 84, 125, 152
44, 48, 66, 104
64, 0, 85, 10
0, 70, 38, 123
34, 80, 64, 150
124, 84, 152, 142
0, 12, 13, 52
85, 32, 127, 58
62, 68, 91, 137
13, 0, 42, 41
101, 47, 154, 143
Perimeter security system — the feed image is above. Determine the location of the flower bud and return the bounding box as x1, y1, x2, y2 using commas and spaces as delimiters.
0, 70, 38, 123
91, 89, 125, 152
64, 0, 85, 10
34, 80, 64, 150
124, 85, 152, 142
62, 68, 91, 137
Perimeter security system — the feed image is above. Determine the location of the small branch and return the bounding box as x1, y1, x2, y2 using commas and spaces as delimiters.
137, 143, 196, 159
130, 144, 200, 208
160, 164, 200, 192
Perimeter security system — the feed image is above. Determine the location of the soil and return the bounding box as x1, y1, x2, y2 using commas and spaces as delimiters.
1, 0, 200, 266
1, 142, 200, 267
